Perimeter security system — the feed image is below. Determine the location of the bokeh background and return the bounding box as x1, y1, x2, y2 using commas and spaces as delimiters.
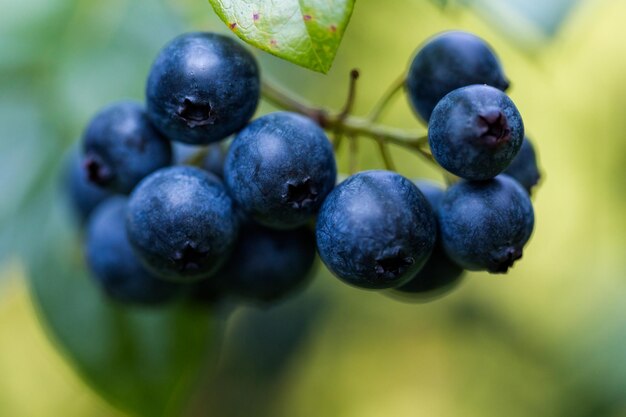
1, 0, 626, 416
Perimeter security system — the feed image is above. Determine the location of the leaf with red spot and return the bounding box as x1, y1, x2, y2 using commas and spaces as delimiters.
209, 0, 355, 73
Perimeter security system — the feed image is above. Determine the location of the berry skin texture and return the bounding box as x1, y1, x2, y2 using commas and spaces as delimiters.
85, 197, 180, 305
429, 84, 524, 180
412, 180, 445, 210
316, 170, 436, 289
406, 31, 509, 122
224, 112, 337, 229
503, 136, 541, 194
220, 222, 316, 304
64, 146, 113, 223
146, 32, 260, 145
394, 180, 464, 300
439, 175, 534, 273
82, 101, 172, 194
126, 166, 238, 282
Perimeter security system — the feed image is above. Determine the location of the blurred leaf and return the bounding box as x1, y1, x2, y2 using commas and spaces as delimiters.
197, 293, 326, 417
471, 0, 581, 37
423, 0, 582, 45
26, 191, 221, 417
0, 276, 127, 417
428, 0, 453, 8
0, 3, 226, 414
208, 0, 355, 73
0, 83, 65, 268
222, 293, 325, 378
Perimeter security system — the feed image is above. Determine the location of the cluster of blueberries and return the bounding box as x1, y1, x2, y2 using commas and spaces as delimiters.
65, 30, 540, 307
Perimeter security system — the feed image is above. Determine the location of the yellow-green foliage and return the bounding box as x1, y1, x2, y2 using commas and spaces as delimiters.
1, 0, 626, 416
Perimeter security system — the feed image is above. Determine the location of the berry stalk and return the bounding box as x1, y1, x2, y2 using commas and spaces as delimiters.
259, 77, 437, 167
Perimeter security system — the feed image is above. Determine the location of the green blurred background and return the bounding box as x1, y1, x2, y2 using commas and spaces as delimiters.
2, 0, 626, 416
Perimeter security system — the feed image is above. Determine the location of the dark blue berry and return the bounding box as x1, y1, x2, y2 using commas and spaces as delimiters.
224, 112, 337, 229
429, 85, 524, 180
173, 142, 226, 178
393, 180, 464, 300
412, 180, 445, 210
126, 166, 238, 282
63, 146, 113, 223
219, 222, 316, 304
439, 175, 534, 273
406, 31, 509, 122
503, 136, 541, 194
316, 170, 436, 289
81, 101, 172, 194
85, 197, 181, 305
172, 142, 199, 165
200, 144, 227, 178
146, 32, 260, 145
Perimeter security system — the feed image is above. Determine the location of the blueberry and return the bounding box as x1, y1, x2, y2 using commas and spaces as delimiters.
393, 180, 464, 300
220, 222, 316, 304
172, 142, 200, 165
146, 32, 260, 145
406, 31, 509, 122
81, 101, 172, 194
85, 197, 181, 305
316, 170, 436, 289
428, 85, 524, 180
173, 142, 226, 178
503, 136, 541, 194
224, 112, 337, 229
412, 180, 445, 210
199, 144, 227, 178
126, 166, 238, 282
439, 175, 534, 273
393, 248, 464, 299
63, 145, 113, 223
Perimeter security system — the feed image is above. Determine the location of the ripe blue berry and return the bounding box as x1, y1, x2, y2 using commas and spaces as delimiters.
393, 180, 464, 300
439, 175, 534, 273
412, 180, 445, 210
64, 146, 113, 223
81, 101, 172, 194
172, 142, 200, 165
173, 142, 226, 178
220, 222, 316, 303
199, 144, 227, 178
85, 197, 180, 305
503, 136, 541, 194
429, 85, 524, 180
316, 170, 436, 289
126, 166, 238, 282
406, 31, 509, 122
146, 32, 260, 145
224, 112, 337, 229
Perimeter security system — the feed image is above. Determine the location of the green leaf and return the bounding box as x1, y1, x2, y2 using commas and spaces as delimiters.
0, 4, 225, 414
26, 192, 221, 417
209, 0, 355, 73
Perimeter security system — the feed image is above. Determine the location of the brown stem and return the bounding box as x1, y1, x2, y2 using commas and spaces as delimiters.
338, 69, 360, 121
258, 77, 442, 171
368, 73, 406, 123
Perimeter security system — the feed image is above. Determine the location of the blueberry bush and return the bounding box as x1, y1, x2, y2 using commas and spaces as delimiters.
16, 1, 626, 417
49, 2, 546, 412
